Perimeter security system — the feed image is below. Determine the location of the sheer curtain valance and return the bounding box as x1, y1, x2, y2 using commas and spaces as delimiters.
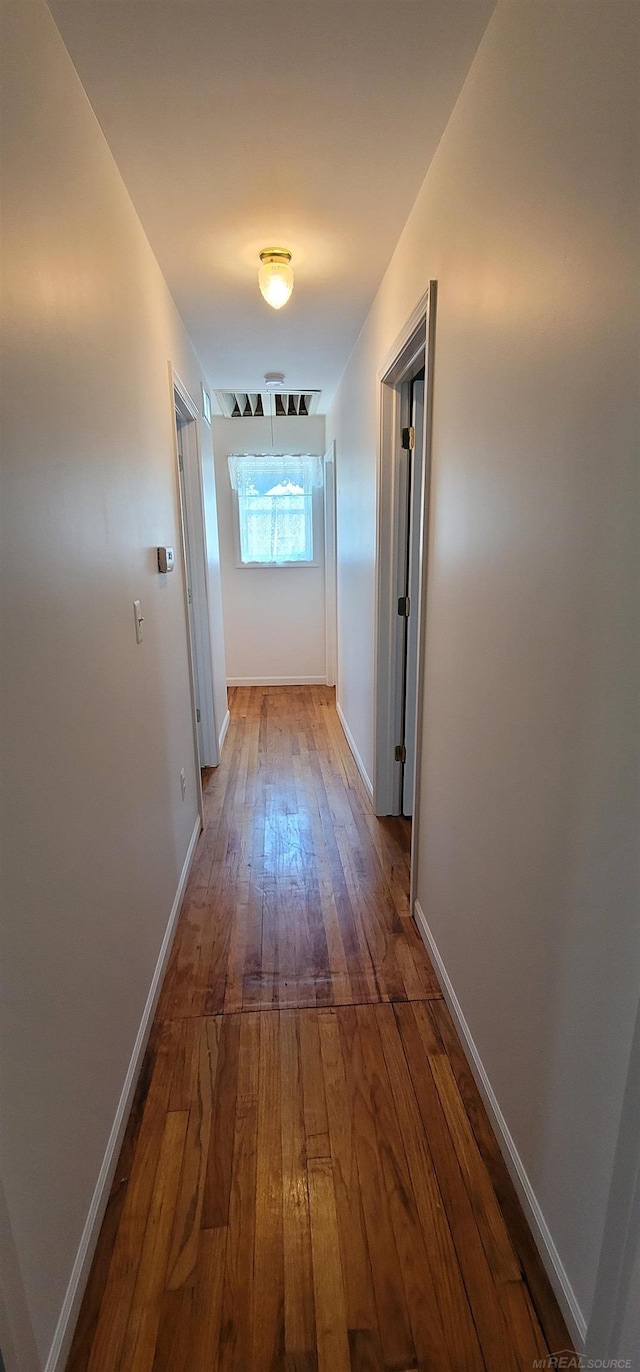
227, 452, 323, 493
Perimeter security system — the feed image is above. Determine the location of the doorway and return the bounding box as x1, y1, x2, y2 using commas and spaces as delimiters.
373, 283, 437, 904
398, 370, 425, 818
170, 370, 219, 824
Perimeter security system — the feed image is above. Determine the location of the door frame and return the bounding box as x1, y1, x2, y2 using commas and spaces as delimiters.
586, 993, 640, 1360
373, 283, 437, 905
402, 375, 425, 819
324, 439, 338, 688
169, 366, 215, 827
170, 365, 221, 769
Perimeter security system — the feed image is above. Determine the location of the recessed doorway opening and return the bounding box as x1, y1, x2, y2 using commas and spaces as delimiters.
170, 368, 221, 825
373, 283, 437, 910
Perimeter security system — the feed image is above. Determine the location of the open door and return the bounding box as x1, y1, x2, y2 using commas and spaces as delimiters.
401, 375, 425, 816
170, 366, 221, 777
374, 285, 436, 816
175, 412, 204, 768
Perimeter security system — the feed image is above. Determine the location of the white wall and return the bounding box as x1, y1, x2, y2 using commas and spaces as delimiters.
0, 1, 226, 1366
213, 415, 327, 685
328, 0, 639, 1346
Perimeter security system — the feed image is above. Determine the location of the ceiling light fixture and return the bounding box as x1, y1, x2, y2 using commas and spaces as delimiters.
258, 248, 294, 310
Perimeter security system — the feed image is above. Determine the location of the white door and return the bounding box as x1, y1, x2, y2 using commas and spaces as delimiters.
402, 378, 424, 816
176, 415, 203, 762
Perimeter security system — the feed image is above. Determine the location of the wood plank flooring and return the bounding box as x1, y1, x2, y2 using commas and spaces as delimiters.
68, 686, 572, 1372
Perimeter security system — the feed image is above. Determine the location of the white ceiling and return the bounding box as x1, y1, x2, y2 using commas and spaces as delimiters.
48, 0, 494, 410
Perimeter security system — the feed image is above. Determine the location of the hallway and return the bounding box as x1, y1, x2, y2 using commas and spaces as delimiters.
68, 688, 570, 1372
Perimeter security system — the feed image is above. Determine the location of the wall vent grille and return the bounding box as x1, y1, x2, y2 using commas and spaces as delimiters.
214, 390, 321, 419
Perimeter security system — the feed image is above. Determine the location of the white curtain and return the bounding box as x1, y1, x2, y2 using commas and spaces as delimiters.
228, 452, 323, 564
227, 452, 324, 492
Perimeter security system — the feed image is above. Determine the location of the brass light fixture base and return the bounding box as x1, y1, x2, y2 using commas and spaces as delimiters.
259, 247, 292, 266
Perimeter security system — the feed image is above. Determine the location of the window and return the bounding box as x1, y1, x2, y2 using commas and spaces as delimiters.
228, 452, 323, 566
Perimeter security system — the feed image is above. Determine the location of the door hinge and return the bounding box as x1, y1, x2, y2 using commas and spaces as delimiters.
196, 708, 201, 723
395, 744, 407, 764
401, 426, 415, 451
187, 587, 192, 604
178, 453, 184, 472
397, 595, 410, 617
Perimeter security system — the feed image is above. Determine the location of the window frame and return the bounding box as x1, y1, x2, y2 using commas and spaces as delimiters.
231, 463, 324, 570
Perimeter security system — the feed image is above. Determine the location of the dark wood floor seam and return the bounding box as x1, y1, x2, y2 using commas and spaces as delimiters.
161, 989, 446, 1021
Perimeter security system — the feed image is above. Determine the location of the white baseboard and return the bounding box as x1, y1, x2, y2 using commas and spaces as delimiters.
413, 898, 587, 1351
44, 816, 201, 1372
218, 707, 231, 754
336, 699, 374, 802
227, 676, 327, 687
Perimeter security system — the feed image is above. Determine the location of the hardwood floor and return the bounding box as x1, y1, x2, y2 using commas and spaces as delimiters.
67, 686, 572, 1371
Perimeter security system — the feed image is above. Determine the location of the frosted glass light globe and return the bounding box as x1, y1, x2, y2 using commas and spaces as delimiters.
258, 249, 294, 310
